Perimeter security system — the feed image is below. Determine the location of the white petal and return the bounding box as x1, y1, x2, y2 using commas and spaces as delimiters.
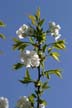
56, 24, 61, 30
18, 34, 24, 39
22, 24, 29, 29
19, 27, 23, 32
54, 29, 59, 35
51, 22, 56, 26
26, 64, 31, 68
16, 30, 21, 35
55, 34, 61, 41
25, 50, 30, 55
21, 58, 24, 63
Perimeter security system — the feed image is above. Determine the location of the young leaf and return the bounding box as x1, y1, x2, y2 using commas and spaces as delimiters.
42, 44, 47, 52
28, 15, 36, 25
42, 82, 49, 90
28, 93, 36, 106
53, 40, 66, 49
26, 69, 30, 79
36, 8, 40, 19
19, 70, 33, 84
13, 63, 24, 70
38, 19, 45, 26
0, 33, 6, 39
29, 37, 34, 44
19, 79, 32, 84
50, 52, 60, 61
45, 69, 62, 78
0, 20, 5, 27
13, 41, 28, 50
42, 71, 50, 79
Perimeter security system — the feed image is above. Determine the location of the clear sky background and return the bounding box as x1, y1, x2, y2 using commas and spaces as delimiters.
0, 0, 72, 108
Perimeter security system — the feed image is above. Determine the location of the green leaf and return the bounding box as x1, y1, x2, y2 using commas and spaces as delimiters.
28, 93, 36, 104
19, 70, 33, 84
42, 44, 47, 52
42, 82, 49, 90
28, 15, 36, 25
35, 8, 40, 19
13, 38, 20, 43
19, 79, 32, 84
0, 20, 5, 27
42, 71, 50, 79
45, 69, 62, 78
48, 47, 53, 53
0, 33, 6, 39
13, 41, 28, 50
39, 99, 47, 106
50, 52, 60, 61
38, 19, 45, 26
26, 69, 30, 79
53, 40, 66, 49
13, 63, 24, 70
29, 37, 34, 44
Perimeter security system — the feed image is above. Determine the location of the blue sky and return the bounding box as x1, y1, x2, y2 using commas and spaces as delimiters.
0, 0, 72, 108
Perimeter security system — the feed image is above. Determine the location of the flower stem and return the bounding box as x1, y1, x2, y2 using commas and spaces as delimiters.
37, 44, 41, 108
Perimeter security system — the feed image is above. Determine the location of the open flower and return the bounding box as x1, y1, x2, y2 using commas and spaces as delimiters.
16, 24, 33, 39
16, 96, 31, 108
20, 50, 40, 68
0, 97, 9, 108
49, 22, 61, 41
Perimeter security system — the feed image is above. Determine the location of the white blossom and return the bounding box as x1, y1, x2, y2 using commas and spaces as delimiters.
0, 97, 9, 108
16, 96, 31, 108
20, 50, 40, 68
39, 104, 45, 108
49, 22, 61, 41
16, 24, 33, 39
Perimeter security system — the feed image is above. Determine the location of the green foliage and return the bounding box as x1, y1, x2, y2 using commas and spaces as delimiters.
50, 52, 60, 61
0, 20, 5, 27
38, 99, 47, 105
38, 19, 45, 26
13, 38, 28, 50
36, 8, 40, 20
13, 63, 24, 70
28, 93, 36, 106
0, 33, 6, 39
28, 15, 36, 25
53, 40, 66, 49
41, 81, 50, 90
43, 69, 62, 78
42, 44, 47, 52
19, 70, 33, 84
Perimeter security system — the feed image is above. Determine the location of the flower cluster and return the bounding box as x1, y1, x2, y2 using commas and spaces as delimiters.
16, 96, 45, 108
16, 96, 31, 108
49, 22, 61, 41
0, 96, 45, 108
20, 50, 40, 68
16, 24, 33, 39
0, 97, 9, 108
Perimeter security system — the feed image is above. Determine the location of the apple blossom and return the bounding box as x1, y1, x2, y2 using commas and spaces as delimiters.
0, 97, 9, 108
20, 50, 40, 68
16, 96, 31, 108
